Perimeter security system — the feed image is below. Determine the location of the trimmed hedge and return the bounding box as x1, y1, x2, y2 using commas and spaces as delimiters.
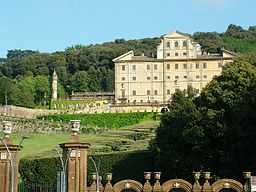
38, 112, 156, 129
19, 151, 155, 188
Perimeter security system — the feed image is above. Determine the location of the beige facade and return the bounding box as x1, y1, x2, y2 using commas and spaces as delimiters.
113, 31, 236, 104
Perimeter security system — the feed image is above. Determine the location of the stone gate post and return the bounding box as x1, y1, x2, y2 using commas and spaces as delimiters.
60, 120, 90, 192
0, 121, 23, 192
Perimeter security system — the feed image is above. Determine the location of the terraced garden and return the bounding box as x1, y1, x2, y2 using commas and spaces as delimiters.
0, 115, 160, 159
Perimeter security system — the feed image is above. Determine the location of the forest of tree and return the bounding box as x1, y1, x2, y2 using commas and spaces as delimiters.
0, 24, 256, 108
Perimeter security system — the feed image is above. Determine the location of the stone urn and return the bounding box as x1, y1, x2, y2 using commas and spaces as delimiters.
70, 120, 80, 135
106, 173, 113, 183
2, 121, 12, 137
154, 172, 161, 181
144, 172, 151, 181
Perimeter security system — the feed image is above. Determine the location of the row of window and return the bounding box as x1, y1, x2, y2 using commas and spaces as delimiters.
166, 52, 187, 57
121, 62, 223, 71
121, 75, 208, 81
131, 88, 200, 96
166, 40, 187, 48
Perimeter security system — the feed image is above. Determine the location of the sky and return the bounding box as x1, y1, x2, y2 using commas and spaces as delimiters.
0, 0, 255, 58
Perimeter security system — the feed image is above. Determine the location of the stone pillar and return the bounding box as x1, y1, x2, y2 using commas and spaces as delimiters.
0, 121, 23, 192
243, 172, 251, 192
153, 172, 162, 192
202, 172, 211, 192
193, 171, 202, 192
60, 120, 90, 192
143, 172, 152, 192
52, 69, 58, 101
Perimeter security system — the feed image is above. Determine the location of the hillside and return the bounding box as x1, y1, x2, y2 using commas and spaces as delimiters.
0, 24, 256, 108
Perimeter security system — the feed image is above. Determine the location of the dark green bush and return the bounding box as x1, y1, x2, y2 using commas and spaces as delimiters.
38, 112, 155, 129
19, 151, 154, 187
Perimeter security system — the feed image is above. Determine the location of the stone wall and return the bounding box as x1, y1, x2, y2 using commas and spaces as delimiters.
0, 105, 60, 119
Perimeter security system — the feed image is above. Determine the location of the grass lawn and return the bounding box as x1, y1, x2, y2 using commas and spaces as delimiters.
0, 120, 159, 159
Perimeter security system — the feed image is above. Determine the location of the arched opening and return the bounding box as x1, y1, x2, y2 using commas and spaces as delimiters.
219, 189, 237, 192
162, 179, 192, 192
161, 107, 169, 113
121, 189, 137, 192
183, 41, 187, 48
169, 188, 187, 192
175, 41, 179, 48
212, 179, 243, 192
113, 180, 143, 192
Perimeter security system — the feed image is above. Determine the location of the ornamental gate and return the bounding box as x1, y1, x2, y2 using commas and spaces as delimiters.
86, 172, 250, 192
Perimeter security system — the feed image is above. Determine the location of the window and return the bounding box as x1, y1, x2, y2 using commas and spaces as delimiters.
183, 41, 187, 48
203, 75, 207, 79
132, 77, 136, 81
167, 42, 171, 47
154, 90, 158, 95
147, 76, 150, 80
175, 63, 179, 69
196, 75, 200, 79
167, 89, 171, 95
196, 89, 200, 94
147, 90, 150, 95
167, 64, 170, 69
167, 75, 171, 80
132, 65, 136, 70
147, 64, 150, 70
184, 75, 187, 79
183, 63, 187, 69
183, 52, 187, 56
175, 53, 179, 56
154, 64, 157, 70
203, 63, 207, 69
121, 77, 125, 81
218, 62, 223, 68
175, 76, 179, 80
62, 104, 66, 108
122, 65, 125, 70
196, 63, 200, 69
132, 90, 136, 95
175, 41, 179, 48
0, 152, 7, 160
167, 53, 170, 56
121, 90, 126, 98
154, 76, 158, 80
175, 89, 179, 93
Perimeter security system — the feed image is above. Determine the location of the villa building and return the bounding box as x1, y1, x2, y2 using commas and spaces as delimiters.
113, 31, 237, 104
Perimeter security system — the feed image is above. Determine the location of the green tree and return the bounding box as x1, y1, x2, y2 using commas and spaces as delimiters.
87, 66, 101, 92
57, 82, 68, 99
0, 77, 17, 105
16, 76, 36, 108
34, 75, 51, 105
193, 32, 224, 53
151, 90, 204, 181
70, 70, 89, 92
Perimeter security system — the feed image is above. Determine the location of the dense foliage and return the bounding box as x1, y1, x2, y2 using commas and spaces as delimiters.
38, 112, 155, 129
150, 53, 256, 181
193, 24, 256, 53
19, 151, 154, 188
0, 24, 256, 108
